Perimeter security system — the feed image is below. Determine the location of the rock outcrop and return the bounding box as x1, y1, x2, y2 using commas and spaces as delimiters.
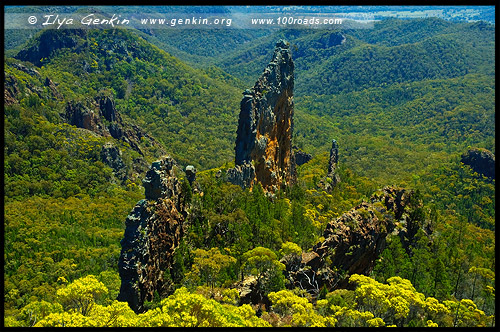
64, 92, 162, 158
15, 29, 87, 67
185, 165, 197, 186
228, 40, 296, 192
319, 139, 341, 192
4, 62, 60, 106
293, 148, 312, 166
62, 92, 164, 181
65, 101, 108, 135
100, 142, 127, 181
461, 148, 495, 179
117, 156, 188, 313
327, 139, 340, 186
283, 186, 427, 295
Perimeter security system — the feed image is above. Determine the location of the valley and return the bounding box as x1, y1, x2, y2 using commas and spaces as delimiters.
3, 5, 495, 328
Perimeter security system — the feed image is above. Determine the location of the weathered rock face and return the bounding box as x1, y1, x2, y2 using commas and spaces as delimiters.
96, 94, 118, 122
117, 156, 188, 313
461, 148, 495, 179
294, 148, 312, 166
65, 101, 108, 135
319, 139, 340, 192
61, 92, 164, 181
226, 163, 256, 189
327, 139, 340, 185
64, 92, 162, 158
185, 165, 197, 186
228, 40, 296, 192
283, 186, 426, 295
100, 142, 127, 181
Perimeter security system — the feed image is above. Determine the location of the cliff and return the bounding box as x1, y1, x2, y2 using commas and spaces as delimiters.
228, 40, 296, 192
117, 156, 189, 313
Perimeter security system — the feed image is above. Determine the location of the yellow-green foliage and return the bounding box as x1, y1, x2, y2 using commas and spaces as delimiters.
242, 247, 285, 277
185, 247, 236, 289
268, 289, 334, 327
137, 287, 269, 327
3, 190, 142, 315
279, 241, 302, 258
56, 275, 108, 315
10, 275, 270, 327
348, 274, 494, 327
6, 267, 494, 327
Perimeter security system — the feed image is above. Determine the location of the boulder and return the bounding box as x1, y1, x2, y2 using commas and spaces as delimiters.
294, 149, 312, 166
185, 165, 196, 186
283, 186, 428, 295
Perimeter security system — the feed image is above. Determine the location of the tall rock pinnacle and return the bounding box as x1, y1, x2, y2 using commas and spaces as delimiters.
228, 39, 296, 192
117, 156, 188, 313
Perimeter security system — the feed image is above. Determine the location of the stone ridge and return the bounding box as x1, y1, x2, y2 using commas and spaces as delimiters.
117, 156, 188, 313
229, 39, 296, 192
282, 186, 429, 295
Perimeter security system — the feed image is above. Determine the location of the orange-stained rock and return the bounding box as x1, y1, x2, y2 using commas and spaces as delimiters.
228, 39, 296, 192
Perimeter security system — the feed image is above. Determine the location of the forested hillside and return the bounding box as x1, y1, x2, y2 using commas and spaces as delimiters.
3, 9, 495, 328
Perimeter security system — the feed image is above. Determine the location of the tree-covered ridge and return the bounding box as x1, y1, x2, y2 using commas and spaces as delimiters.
293, 73, 495, 187
11, 28, 243, 170
4, 58, 163, 199
210, 18, 494, 96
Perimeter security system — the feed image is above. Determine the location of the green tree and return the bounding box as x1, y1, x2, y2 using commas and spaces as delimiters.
242, 247, 286, 297
56, 275, 108, 316
136, 287, 270, 327
373, 235, 411, 283
185, 248, 236, 291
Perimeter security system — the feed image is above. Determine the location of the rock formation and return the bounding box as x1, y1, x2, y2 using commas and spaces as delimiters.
15, 29, 87, 67
65, 101, 108, 135
62, 91, 164, 181
327, 139, 340, 185
461, 148, 495, 179
319, 139, 341, 192
228, 40, 296, 192
185, 165, 197, 186
293, 148, 312, 166
283, 186, 427, 295
63, 91, 163, 158
100, 142, 127, 181
117, 156, 188, 313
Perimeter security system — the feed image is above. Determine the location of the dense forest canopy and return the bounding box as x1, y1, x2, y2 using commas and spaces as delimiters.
3, 6, 495, 328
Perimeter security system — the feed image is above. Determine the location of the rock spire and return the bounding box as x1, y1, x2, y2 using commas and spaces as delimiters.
228, 39, 296, 192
